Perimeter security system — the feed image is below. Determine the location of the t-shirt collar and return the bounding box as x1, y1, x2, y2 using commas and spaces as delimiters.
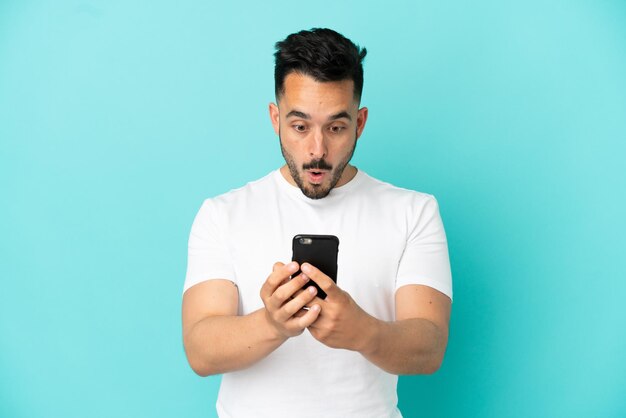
273, 167, 364, 203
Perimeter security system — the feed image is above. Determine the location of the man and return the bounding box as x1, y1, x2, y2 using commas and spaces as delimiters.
182, 28, 452, 418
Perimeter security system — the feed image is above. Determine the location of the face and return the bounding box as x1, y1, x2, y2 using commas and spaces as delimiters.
269, 73, 368, 199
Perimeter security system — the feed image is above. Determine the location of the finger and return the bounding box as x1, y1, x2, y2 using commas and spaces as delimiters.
308, 294, 328, 309
260, 261, 298, 300
293, 308, 308, 318
301, 263, 340, 299
276, 284, 318, 321
291, 304, 321, 329
270, 271, 311, 309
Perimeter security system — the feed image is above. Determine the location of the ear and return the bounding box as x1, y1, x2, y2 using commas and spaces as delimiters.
269, 102, 280, 136
356, 106, 368, 139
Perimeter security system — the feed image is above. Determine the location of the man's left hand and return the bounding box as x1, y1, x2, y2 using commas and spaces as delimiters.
301, 263, 376, 352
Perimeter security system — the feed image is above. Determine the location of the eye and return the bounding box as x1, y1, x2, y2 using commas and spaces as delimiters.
293, 124, 307, 132
329, 125, 345, 134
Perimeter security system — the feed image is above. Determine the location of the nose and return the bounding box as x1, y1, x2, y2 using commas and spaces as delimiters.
308, 127, 327, 159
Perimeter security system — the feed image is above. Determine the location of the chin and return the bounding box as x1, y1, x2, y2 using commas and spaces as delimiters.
302, 184, 331, 200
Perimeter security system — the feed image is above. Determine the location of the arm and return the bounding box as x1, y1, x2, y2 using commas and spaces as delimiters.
361, 284, 451, 374
182, 279, 280, 376
182, 262, 321, 376
303, 263, 451, 375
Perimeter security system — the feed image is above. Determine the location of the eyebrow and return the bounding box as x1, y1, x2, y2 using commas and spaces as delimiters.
285, 110, 352, 122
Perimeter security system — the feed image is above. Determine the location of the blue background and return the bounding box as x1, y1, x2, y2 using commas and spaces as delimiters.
1, 1, 625, 417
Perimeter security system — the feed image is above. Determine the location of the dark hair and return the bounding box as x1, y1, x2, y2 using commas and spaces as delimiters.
274, 28, 367, 102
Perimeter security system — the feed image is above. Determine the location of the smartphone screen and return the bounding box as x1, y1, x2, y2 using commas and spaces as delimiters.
291, 234, 339, 300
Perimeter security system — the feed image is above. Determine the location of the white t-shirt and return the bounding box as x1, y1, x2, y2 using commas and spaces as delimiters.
184, 169, 453, 418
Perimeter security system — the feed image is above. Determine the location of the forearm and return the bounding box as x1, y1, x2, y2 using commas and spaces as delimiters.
184, 308, 286, 376
360, 316, 448, 375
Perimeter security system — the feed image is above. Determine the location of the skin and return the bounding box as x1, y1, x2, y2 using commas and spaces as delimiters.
269, 72, 368, 199
182, 72, 452, 376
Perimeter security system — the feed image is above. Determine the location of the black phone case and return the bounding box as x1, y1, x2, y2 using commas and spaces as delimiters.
292, 234, 339, 300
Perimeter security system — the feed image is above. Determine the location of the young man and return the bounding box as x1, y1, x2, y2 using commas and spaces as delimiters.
182, 28, 453, 418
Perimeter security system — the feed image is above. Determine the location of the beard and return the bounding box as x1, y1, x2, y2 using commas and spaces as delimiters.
280, 130, 357, 200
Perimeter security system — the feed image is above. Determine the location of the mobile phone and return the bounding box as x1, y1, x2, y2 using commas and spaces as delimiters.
291, 234, 339, 300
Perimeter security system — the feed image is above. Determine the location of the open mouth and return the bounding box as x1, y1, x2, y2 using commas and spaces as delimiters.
306, 170, 327, 184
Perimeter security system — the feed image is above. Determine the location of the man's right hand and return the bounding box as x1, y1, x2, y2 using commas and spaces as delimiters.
260, 261, 321, 338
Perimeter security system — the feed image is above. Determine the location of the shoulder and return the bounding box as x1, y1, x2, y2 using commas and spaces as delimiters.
203, 171, 277, 206
357, 171, 439, 209
194, 171, 277, 222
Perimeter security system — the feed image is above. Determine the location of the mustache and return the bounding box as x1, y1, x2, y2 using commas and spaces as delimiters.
303, 159, 333, 171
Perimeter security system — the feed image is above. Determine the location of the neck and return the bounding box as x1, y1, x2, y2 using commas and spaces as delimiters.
335, 164, 358, 187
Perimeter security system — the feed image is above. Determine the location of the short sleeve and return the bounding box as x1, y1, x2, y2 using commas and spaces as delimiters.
183, 199, 236, 294
395, 195, 453, 300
